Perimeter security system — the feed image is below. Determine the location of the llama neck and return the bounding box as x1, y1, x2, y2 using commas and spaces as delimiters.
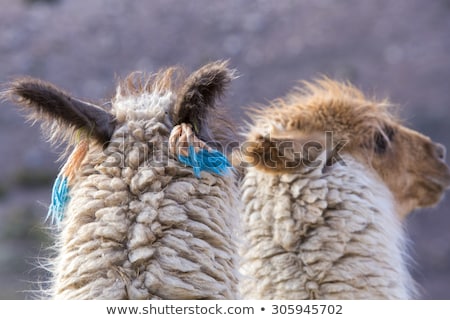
49, 116, 240, 299
240, 156, 414, 299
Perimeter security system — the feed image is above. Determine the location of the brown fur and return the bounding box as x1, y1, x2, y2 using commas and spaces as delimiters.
242, 78, 450, 217
173, 60, 236, 146
3, 78, 115, 146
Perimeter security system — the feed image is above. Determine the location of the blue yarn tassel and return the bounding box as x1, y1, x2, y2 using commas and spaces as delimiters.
178, 145, 231, 178
46, 174, 70, 224
44, 139, 88, 224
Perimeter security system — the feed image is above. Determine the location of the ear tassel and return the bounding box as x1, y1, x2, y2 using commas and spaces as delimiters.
47, 140, 89, 224
178, 145, 231, 178
47, 174, 69, 224
169, 123, 231, 178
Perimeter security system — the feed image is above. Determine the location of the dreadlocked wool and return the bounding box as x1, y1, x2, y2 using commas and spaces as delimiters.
50, 85, 240, 299
239, 154, 413, 299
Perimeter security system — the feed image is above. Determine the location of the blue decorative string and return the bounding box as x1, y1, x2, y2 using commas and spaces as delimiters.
178, 145, 231, 178
46, 174, 69, 224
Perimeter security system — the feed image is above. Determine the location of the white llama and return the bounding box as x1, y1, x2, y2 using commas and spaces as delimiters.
4, 61, 241, 299
238, 79, 450, 299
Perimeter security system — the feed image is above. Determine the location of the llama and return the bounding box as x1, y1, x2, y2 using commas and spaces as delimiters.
3, 61, 241, 299
238, 78, 450, 299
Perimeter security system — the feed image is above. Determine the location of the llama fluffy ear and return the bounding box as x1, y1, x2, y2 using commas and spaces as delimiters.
241, 129, 329, 173
172, 60, 235, 142
3, 77, 115, 145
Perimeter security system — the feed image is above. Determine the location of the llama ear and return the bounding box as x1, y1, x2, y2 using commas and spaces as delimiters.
3, 77, 115, 145
241, 130, 328, 173
172, 60, 235, 141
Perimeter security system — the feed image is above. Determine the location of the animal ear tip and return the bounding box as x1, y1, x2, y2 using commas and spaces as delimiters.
5, 77, 43, 98
1, 81, 23, 101
0, 82, 9, 98
205, 60, 237, 81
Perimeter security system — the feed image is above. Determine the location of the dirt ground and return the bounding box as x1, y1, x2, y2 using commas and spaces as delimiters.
0, 0, 449, 299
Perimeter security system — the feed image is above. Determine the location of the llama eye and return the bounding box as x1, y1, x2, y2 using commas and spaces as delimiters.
374, 132, 388, 153
374, 125, 395, 154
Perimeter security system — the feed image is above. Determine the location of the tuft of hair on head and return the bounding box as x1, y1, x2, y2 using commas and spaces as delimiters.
116, 67, 181, 98
2, 77, 115, 148
172, 60, 237, 144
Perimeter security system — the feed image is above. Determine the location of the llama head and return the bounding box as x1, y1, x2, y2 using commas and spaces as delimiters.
4, 60, 234, 151
3, 61, 236, 221
242, 78, 450, 217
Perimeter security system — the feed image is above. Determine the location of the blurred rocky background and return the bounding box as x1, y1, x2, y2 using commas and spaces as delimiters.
0, 0, 449, 299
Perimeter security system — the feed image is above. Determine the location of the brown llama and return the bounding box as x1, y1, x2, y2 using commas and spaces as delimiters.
3, 61, 241, 299
239, 78, 450, 299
